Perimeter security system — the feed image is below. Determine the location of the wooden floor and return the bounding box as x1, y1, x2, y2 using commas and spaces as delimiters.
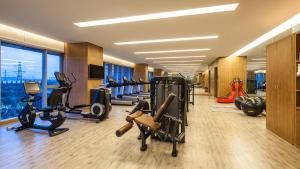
1, 95, 300, 169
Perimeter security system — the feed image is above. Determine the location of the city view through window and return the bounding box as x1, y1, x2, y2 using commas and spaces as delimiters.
0, 42, 61, 120
0, 45, 137, 120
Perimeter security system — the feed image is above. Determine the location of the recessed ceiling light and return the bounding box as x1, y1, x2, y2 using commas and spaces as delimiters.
135, 48, 210, 54
115, 35, 218, 45
74, 3, 239, 27
229, 13, 300, 57
154, 60, 203, 63
146, 56, 206, 60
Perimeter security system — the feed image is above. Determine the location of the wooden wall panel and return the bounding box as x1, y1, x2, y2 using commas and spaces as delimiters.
267, 35, 297, 146
203, 70, 209, 89
64, 43, 88, 106
276, 36, 295, 144
87, 44, 103, 103
266, 42, 277, 132
154, 68, 163, 76
64, 42, 103, 105
208, 60, 218, 96
296, 110, 300, 148
217, 56, 247, 97
134, 64, 148, 91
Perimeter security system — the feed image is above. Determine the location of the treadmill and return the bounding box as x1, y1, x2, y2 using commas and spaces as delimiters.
106, 77, 134, 106
131, 78, 150, 98
123, 76, 147, 100
138, 78, 151, 96
119, 76, 139, 102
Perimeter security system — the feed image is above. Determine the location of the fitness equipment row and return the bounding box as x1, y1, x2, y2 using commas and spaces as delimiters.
106, 76, 150, 106
55, 72, 112, 122
7, 72, 112, 137
116, 76, 188, 157
235, 96, 266, 117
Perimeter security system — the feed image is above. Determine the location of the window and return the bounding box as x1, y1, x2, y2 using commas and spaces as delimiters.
118, 65, 123, 83
256, 73, 265, 89
123, 67, 129, 79
1, 42, 43, 120
47, 52, 62, 86
107, 64, 133, 83
129, 68, 134, 80
0, 41, 63, 120
104, 63, 111, 84
148, 71, 153, 81
112, 64, 118, 82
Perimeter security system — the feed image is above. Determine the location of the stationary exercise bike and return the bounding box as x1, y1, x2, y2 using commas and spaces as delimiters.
55, 72, 111, 123
8, 82, 69, 137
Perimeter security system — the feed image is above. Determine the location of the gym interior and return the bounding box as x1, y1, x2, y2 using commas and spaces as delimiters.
0, 1, 300, 169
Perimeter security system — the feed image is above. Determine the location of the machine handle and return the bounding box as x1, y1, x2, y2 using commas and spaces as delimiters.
70, 73, 77, 83
116, 123, 133, 137
64, 73, 77, 85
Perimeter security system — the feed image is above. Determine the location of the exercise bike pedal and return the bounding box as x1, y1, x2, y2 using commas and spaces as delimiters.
12, 125, 30, 132
6, 126, 16, 131
48, 128, 69, 137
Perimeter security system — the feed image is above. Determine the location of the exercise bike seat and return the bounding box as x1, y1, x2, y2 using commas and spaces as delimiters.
134, 114, 161, 131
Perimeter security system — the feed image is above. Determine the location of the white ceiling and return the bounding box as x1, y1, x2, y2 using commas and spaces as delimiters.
0, 0, 300, 72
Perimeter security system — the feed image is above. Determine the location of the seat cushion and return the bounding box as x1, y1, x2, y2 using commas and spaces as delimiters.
134, 114, 160, 131
126, 111, 143, 122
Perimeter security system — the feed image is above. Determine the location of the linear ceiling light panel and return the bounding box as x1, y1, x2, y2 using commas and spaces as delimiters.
154, 60, 203, 63
115, 35, 218, 45
135, 48, 210, 54
146, 56, 206, 60
229, 13, 300, 57
160, 63, 200, 66
74, 3, 239, 27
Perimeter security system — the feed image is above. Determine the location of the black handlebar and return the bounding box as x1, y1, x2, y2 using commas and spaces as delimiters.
66, 73, 77, 85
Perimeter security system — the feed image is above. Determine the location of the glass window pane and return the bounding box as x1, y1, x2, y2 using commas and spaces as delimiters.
104, 63, 111, 84
129, 68, 133, 80
112, 64, 118, 81
118, 66, 123, 83
47, 53, 61, 85
148, 72, 153, 81
1, 42, 43, 120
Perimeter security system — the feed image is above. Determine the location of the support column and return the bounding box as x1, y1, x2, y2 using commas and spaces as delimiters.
133, 63, 148, 92
154, 68, 163, 76
64, 42, 103, 106
208, 56, 247, 97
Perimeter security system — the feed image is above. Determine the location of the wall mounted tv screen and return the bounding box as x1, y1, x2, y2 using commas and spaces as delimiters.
88, 64, 104, 79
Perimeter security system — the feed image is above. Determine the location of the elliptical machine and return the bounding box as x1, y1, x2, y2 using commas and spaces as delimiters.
54, 72, 111, 123
8, 82, 69, 137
